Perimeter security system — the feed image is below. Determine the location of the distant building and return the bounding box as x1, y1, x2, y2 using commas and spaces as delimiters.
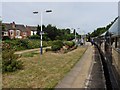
2, 22, 38, 39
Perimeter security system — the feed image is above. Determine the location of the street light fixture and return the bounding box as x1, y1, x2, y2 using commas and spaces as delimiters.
33, 10, 52, 55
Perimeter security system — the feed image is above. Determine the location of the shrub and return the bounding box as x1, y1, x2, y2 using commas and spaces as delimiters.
42, 41, 48, 47
52, 40, 63, 47
64, 41, 75, 49
4, 39, 40, 51
51, 40, 63, 51
51, 45, 61, 51
28, 35, 40, 39
2, 59, 23, 72
27, 40, 40, 49
19, 39, 29, 48
4, 39, 52, 51
2, 36, 10, 40
2, 43, 23, 72
47, 41, 53, 46
4, 39, 27, 51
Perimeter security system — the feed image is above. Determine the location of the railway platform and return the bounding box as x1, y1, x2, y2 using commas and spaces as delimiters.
55, 43, 106, 89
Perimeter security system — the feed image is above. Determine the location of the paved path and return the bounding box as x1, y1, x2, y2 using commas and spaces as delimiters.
15, 48, 40, 54
14, 47, 51, 54
55, 44, 94, 88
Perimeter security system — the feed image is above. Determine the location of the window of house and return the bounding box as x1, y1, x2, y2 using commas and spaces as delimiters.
31, 31, 33, 36
23, 32, 27, 36
16, 30, 20, 36
10, 30, 14, 36
4, 32, 8, 36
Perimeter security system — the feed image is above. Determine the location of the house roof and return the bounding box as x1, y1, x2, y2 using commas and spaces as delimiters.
27, 26, 37, 31
2, 23, 12, 30
2, 23, 27, 31
15, 24, 27, 31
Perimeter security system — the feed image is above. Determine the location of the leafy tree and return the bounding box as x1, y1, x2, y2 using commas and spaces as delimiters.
36, 24, 80, 41
37, 25, 46, 36
90, 17, 118, 37
2, 24, 5, 30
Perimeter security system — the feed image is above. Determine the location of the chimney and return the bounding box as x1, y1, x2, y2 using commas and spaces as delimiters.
12, 21, 15, 29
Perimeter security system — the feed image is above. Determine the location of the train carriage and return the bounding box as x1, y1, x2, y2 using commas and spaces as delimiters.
95, 16, 120, 88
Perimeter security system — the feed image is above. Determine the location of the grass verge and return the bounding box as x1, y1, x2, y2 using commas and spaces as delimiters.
2, 46, 87, 88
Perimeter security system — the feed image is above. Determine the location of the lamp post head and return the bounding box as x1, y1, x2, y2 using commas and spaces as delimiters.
46, 10, 52, 13
33, 11, 38, 14
33, 10, 52, 14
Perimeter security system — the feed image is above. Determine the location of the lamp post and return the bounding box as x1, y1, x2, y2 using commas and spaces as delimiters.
71, 28, 76, 44
33, 10, 52, 55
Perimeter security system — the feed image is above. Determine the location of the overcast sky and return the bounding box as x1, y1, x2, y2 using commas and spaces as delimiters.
1, 2, 119, 34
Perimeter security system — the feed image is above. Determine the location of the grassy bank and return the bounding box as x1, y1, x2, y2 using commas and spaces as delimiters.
2, 46, 87, 88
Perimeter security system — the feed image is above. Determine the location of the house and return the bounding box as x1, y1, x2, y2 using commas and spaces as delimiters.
2, 22, 28, 39
26, 25, 37, 36
2, 21, 38, 39
2, 23, 10, 38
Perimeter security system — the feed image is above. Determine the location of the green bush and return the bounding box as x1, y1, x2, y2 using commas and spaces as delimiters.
64, 41, 75, 48
2, 36, 10, 40
4, 39, 39, 51
28, 35, 40, 39
4, 39, 27, 51
27, 40, 40, 49
47, 41, 53, 46
2, 43, 23, 72
51, 40, 63, 51
52, 40, 63, 47
51, 45, 61, 51
4, 39, 51, 51
19, 39, 29, 48
2, 58, 23, 72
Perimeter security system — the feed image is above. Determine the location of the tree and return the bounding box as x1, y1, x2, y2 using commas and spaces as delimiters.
2, 24, 5, 30
37, 25, 40, 36
36, 24, 80, 41
90, 17, 117, 37
37, 25, 45, 36
66, 28, 71, 34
